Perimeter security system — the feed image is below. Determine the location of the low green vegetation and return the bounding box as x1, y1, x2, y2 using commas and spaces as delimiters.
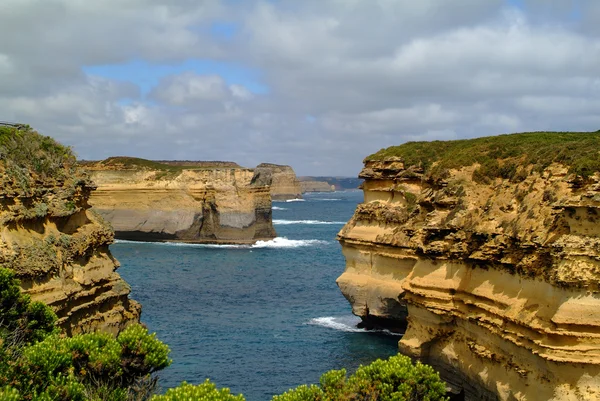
367, 131, 600, 180
0, 266, 448, 401
0, 125, 76, 186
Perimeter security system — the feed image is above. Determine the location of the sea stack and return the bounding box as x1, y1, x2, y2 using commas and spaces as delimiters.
253, 163, 303, 201
86, 158, 276, 243
337, 132, 600, 400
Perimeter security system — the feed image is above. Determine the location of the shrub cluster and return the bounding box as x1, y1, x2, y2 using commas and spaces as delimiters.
0, 268, 171, 401
0, 125, 76, 190
367, 131, 600, 180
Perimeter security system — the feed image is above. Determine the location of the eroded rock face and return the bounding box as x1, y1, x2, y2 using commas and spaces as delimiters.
300, 180, 335, 193
0, 133, 140, 335
338, 158, 600, 400
254, 163, 302, 201
88, 165, 276, 243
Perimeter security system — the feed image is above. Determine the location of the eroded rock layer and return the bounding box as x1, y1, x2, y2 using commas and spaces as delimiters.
0, 127, 140, 335
254, 163, 302, 201
88, 160, 276, 243
300, 180, 335, 193
337, 133, 600, 400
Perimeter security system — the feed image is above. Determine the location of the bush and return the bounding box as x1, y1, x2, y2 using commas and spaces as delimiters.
0, 267, 171, 400
151, 380, 245, 401
273, 354, 448, 401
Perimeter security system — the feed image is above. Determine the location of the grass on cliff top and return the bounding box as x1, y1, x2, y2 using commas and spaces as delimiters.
99, 156, 182, 171
0, 125, 76, 180
367, 131, 600, 178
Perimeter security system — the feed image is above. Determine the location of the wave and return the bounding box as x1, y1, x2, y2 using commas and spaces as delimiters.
113, 237, 327, 249
273, 219, 346, 225
313, 198, 341, 201
285, 198, 305, 203
272, 206, 288, 211
308, 316, 402, 336
252, 237, 328, 248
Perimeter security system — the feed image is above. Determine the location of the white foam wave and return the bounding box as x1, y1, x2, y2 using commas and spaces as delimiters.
272, 206, 288, 211
308, 316, 403, 336
314, 198, 341, 201
113, 237, 327, 249
252, 237, 328, 248
308, 316, 364, 333
285, 198, 305, 202
273, 219, 346, 225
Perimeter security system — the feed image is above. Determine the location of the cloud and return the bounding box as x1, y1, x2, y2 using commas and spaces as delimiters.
1, 0, 600, 175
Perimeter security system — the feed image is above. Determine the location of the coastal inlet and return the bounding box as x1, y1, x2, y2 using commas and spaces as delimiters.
112, 191, 399, 401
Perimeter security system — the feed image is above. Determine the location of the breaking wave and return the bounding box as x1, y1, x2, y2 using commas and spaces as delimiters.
285, 198, 305, 202
273, 219, 346, 225
308, 316, 402, 336
114, 237, 327, 249
272, 206, 288, 211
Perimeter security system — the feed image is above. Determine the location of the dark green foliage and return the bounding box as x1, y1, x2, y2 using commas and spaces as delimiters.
367, 131, 600, 179
0, 268, 58, 348
0, 267, 172, 400
273, 354, 448, 401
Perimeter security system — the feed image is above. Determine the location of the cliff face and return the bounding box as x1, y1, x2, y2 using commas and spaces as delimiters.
254, 163, 302, 201
0, 126, 140, 336
337, 133, 600, 401
300, 180, 335, 193
87, 158, 276, 243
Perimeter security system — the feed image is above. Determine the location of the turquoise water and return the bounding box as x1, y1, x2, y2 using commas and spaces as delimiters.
111, 191, 399, 400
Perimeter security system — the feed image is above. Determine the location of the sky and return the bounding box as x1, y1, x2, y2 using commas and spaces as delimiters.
1, 0, 599, 176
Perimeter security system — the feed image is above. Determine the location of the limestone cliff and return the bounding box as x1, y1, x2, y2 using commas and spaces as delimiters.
300, 180, 335, 193
87, 158, 276, 243
254, 163, 302, 201
0, 125, 140, 336
337, 132, 600, 400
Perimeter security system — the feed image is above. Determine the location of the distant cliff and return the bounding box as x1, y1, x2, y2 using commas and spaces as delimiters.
87, 157, 276, 243
0, 126, 140, 335
337, 132, 600, 400
253, 163, 302, 201
300, 180, 335, 193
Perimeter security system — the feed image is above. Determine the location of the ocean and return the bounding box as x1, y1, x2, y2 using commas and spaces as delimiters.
111, 191, 399, 401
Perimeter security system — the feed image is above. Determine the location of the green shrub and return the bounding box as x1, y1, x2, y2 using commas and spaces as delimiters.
151, 380, 245, 401
368, 131, 600, 180
274, 354, 447, 401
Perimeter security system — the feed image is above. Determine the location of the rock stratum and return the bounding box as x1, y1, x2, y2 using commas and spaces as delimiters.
300, 180, 335, 193
337, 132, 600, 400
0, 125, 140, 335
253, 163, 302, 201
86, 158, 276, 243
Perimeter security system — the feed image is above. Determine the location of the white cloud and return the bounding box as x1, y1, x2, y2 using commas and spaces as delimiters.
2, 0, 600, 175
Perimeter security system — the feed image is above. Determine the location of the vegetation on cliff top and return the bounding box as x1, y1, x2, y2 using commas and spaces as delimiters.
367, 131, 600, 179
0, 125, 77, 183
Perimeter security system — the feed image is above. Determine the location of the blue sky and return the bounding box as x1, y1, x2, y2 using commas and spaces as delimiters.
2, 0, 600, 175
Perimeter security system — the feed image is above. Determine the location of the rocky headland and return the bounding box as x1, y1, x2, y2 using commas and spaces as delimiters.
253, 163, 302, 201
86, 157, 276, 243
0, 125, 140, 335
337, 132, 600, 400
300, 180, 335, 193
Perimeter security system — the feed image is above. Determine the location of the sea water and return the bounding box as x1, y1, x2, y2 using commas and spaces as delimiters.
111, 191, 399, 401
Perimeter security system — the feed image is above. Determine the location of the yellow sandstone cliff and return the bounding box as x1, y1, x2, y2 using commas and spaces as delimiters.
0, 126, 140, 335
254, 163, 302, 201
337, 132, 600, 401
86, 158, 276, 243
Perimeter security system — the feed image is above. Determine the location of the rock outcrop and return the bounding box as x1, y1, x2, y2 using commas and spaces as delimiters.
300, 180, 335, 193
253, 163, 302, 201
87, 158, 276, 243
0, 126, 140, 336
337, 132, 600, 400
